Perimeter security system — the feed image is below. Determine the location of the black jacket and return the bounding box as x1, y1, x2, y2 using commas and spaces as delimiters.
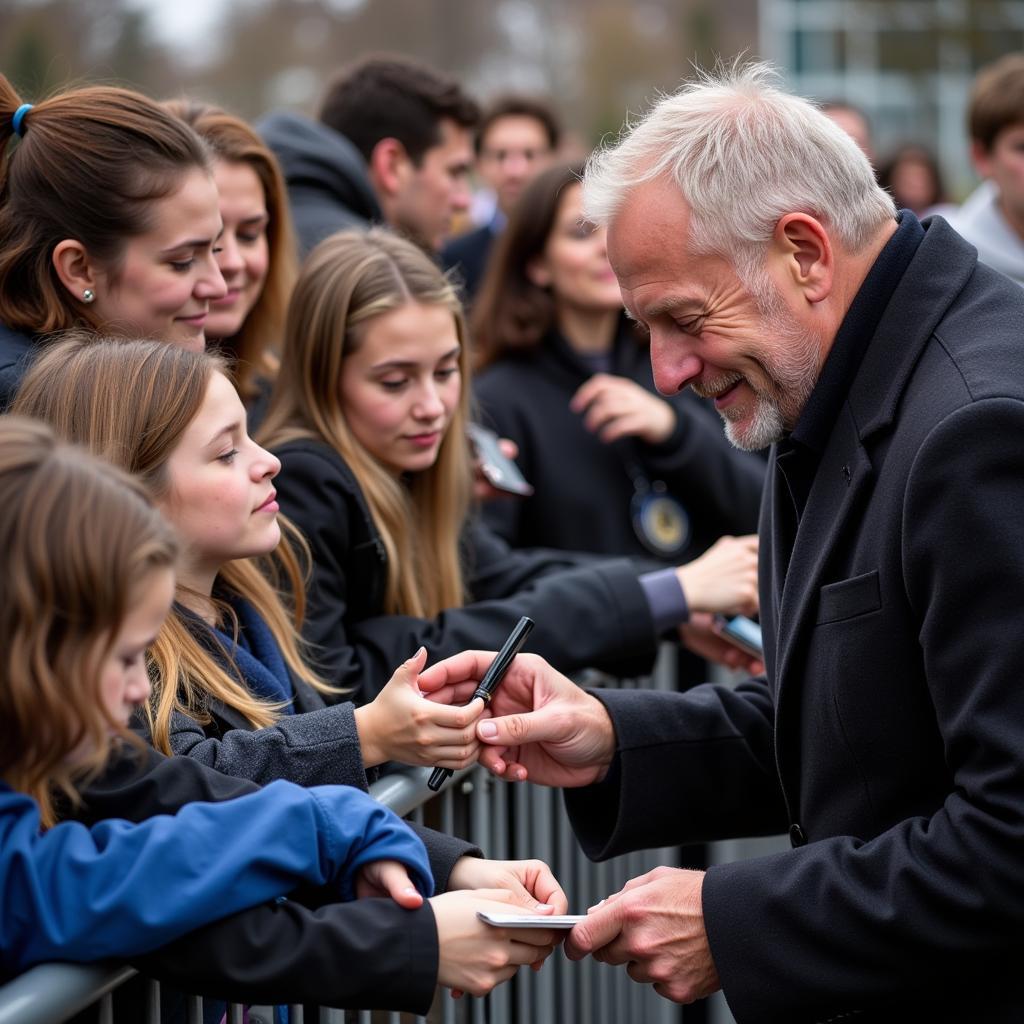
0, 321, 36, 411
441, 223, 495, 304
271, 437, 661, 699
71, 746, 475, 1013
565, 218, 1024, 1021
474, 321, 766, 567
257, 111, 381, 257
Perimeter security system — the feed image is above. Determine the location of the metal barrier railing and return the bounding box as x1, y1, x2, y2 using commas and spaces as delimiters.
0, 649, 689, 1024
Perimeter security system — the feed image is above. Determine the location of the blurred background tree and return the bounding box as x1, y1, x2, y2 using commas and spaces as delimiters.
0, 0, 758, 149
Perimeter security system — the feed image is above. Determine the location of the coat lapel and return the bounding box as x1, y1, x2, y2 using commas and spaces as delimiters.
775, 406, 872, 707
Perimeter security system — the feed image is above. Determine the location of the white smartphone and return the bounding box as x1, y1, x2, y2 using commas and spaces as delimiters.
477, 911, 586, 929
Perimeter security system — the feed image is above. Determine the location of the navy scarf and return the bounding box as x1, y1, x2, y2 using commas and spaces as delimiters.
183, 592, 296, 714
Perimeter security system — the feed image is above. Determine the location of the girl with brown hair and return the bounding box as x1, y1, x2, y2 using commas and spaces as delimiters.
258, 228, 759, 702
0, 416, 439, 979
165, 99, 298, 406
13, 335, 570, 947
0, 74, 226, 407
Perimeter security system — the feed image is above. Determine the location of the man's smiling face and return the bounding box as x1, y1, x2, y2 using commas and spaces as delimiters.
607, 176, 825, 451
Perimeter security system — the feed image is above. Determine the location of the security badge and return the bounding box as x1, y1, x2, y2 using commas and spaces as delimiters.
631, 478, 691, 558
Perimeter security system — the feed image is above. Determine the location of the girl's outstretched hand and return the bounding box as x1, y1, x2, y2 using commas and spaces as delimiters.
354, 647, 485, 769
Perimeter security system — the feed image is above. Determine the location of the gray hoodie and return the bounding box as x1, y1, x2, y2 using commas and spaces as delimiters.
944, 180, 1024, 288
257, 110, 383, 256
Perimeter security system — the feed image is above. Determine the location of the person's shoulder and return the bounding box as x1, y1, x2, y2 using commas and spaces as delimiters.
274, 436, 365, 500
442, 224, 491, 263
0, 321, 34, 369
474, 353, 546, 402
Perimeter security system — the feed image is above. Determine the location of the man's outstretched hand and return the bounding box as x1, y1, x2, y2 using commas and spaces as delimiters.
418, 650, 617, 788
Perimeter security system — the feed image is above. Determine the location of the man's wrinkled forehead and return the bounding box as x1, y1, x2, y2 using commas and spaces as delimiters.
606, 176, 695, 289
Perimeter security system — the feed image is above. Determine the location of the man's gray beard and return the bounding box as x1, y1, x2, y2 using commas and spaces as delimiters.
719, 324, 821, 451
715, 274, 825, 452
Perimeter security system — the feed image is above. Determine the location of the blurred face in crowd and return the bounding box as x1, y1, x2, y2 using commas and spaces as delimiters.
96, 568, 175, 731
823, 106, 874, 165
478, 114, 555, 216
339, 302, 462, 474
88, 169, 227, 351
888, 156, 939, 214
608, 176, 825, 451
529, 182, 622, 315
160, 371, 281, 579
206, 159, 270, 340
391, 118, 474, 252
973, 122, 1024, 237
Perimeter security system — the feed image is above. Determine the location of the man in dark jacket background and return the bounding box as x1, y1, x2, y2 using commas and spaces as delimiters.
259, 53, 478, 257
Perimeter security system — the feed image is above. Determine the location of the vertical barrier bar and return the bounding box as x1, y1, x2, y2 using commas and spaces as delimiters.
227, 1005, 244, 1024
289, 1006, 303, 1023
490, 776, 511, 1024
185, 995, 203, 1024
145, 979, 161, 1023
97, 994, 114, 1024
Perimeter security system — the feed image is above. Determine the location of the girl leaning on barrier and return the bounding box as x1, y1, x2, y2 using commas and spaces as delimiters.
0, 416, 436, 981
12, 334, 566, 1002
256, 228, 760, 702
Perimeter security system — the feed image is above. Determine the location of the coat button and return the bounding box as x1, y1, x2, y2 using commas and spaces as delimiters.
789, 823, 807, 847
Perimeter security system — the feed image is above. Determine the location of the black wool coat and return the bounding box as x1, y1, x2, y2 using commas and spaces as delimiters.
566, 218, 1024, 1022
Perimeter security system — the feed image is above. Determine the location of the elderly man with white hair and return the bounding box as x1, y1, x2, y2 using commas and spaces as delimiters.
420, 63, 1024, 1021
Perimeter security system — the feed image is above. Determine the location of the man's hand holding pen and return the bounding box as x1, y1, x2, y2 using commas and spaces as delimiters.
419, 650, 617, 788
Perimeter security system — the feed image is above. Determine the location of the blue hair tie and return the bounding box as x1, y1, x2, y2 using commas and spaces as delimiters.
12, 103, 33, 138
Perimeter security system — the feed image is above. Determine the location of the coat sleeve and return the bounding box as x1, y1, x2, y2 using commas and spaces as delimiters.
76, 747, 477, 895
350, 553, 659, 699
564, 680, 788, 858
275, 442, 661, 699
128, 897, 439, 1015
701, 399, 1024, 1022
1, 778, 431, 972
165, 704, 368, 789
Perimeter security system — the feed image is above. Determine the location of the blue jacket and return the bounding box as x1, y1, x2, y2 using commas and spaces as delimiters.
0, 777, 432, 973
0, 321, 35, 411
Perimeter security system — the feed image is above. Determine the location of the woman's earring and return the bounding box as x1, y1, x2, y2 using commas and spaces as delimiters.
82, 288, 95, 304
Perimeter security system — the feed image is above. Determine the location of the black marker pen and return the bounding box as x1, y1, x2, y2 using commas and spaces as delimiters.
427, 616, 534, 792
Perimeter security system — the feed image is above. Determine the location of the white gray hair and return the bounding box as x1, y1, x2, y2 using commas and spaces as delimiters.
583, 61, 896, 280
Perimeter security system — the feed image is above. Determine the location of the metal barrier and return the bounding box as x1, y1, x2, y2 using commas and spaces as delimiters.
0, 649, 690, 1024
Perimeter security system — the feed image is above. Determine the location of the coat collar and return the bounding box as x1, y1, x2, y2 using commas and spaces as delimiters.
848, 216, 976, 441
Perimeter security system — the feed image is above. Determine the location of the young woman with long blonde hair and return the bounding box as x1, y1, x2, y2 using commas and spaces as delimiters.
258, 229, 759, 699
13, 336, 484, 780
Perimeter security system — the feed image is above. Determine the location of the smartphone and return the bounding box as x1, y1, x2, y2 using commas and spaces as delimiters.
467, 422, 533, 496
713, 614, 764, 658
477, 911, 586, 929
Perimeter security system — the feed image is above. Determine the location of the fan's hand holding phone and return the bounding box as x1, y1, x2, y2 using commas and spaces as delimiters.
467, 423, 533, 497
712, 614, 764, 658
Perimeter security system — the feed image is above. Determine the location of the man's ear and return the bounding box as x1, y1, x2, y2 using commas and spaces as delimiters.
52, 240, 100, 302
770, 213, 833, 304
368, 137, 412, 199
